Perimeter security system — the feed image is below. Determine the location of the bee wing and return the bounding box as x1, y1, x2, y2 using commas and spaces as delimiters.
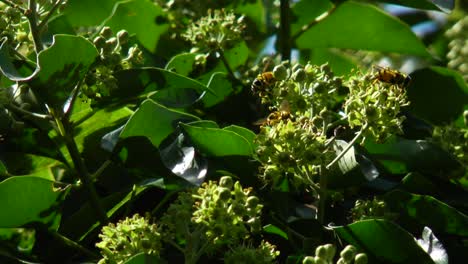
253, 117, 269, 126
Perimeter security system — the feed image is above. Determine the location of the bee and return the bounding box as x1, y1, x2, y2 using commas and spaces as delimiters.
372, 66, 411, 88
251, 71, 276, 96
254, 99, 292, 126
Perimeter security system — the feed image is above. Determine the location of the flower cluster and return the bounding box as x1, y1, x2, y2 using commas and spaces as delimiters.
84, 27, 143, 99
159, 176, 265, 261
95, 214, 162, 264
432, 124, 468, 170
0, 2, 33, 54
303, 244, 368, 264
446, 15, 468, 82
182, 9, 245, 51
224, 240, 280, 264
255, 118, 334, 189
344, 71, 409, 143
349, 197, 395, 222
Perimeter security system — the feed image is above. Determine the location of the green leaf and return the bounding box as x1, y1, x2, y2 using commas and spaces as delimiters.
263, 224, 288, 240
305, 48, 358, 76
233, 0, 266, 33
120, 99, 199, 148
374, 0, 452, 12
203, 72, 234, 107
0, 176, 68, 229
123, 253, 160, 264
1, 153, 67, 181
333, 219, 434, 264
62, 0, 117, 27
222, 125, 256, 149
365, 138, 464, 180
407, 67, 468, 125
180, 123, 254, 157
296, 2, 430, 57
31, 35, 98, 109
113, 67, 213, 107
385, 190, 468, 236
0, 38, 36, 81
291, 0, 333, 36
165, 53, 197, 76
105, 0, 169, 52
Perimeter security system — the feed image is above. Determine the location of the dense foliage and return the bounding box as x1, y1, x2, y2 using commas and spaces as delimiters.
0, 0, 467, 263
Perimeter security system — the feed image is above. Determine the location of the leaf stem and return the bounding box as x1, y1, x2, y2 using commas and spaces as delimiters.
325, 123, 368, 170
7, 103, 52, 120
317, 165, 327, 224
53, 113, 109, 224
26, 0, 44, 53
0, 0, 26, 12
48, 229, 100, 260
279, 0, 291, 61
217, 48, 237, 81
292, 4, 339, 40
37, 0, 66, 33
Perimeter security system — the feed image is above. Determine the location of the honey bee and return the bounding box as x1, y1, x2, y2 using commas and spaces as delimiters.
251, 71, 276, 96
372, 66, 411, 88
254, 99, 292, 126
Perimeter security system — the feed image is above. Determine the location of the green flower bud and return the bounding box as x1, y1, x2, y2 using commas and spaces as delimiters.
337, 258, 347, 264
273, 65, 288, 80
314, 256, 327, 264
302, 256, 316, 264
218, 187, 231, 201
117, 30, 129, 45
16, 31, 28, 42
100, 26, 113, 39
219, 176, 234, 189
340, 245, 357, 261
315, 245, 327, 259
246, 196, 260, 209
292, 68, 306, 82
93, 36, 106, 49
354, 253, 368, 264
323, 244, 336, 261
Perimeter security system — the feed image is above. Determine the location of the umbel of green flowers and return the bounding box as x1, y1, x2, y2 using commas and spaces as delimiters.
303, 244, 368, 264
344, 71, 409, 143
224, 240, 280, 264
159, 176, 266, 263
446, 15, 468, 82
95, 213, 162, 264
183, 9, 245, 51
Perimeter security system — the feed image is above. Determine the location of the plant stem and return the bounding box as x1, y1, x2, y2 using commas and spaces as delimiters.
279, 0, 291, 61
48, 229, 100, 259
292, 4, 339, 40
53, 115, 109, 224
26, 0, 43, 53
217, 48, 236, 81
0, 0, 26, 11
7, 103, 52, 120
37, 0, 66, 33
325, 123, 368, 170
317, 166, 327, 224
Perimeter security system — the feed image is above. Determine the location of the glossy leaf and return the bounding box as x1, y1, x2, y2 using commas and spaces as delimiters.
416, 226, 448, 264
159, 133, 207, 186
120, 99, 199, 148
0, 176, 68, 228
180, 123, 254, 157
263, 224, 288, 240
1, 153, 67, 181
123, 253, 160, 264
333, 219, 434, 263
63, 0, 117, 27
203, 72, 234, 107
407, 67, 468, 125
165, 53, 197, 76
222, 125, 256, 149
31, 35, 98, 109
105, 0, 169, 52
0, 38, 37, 81
384, 190, 468, 236
233, 0, 266, 33
377, 0, 454, 12
113, 67, 212, 107
291, 0, 333, 36
296, 2, 430, 57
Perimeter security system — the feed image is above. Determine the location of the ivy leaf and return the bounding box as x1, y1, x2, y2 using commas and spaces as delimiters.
296, 1, 430, 56
0, 176, 69, 229
180, 123, 254, 157
333, 219, 434, 263
165, 53, 197, 76
31, 35, 98, 110
105, 0, 169, 52
407, 67, 468, 125
120, 99, 199, 148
